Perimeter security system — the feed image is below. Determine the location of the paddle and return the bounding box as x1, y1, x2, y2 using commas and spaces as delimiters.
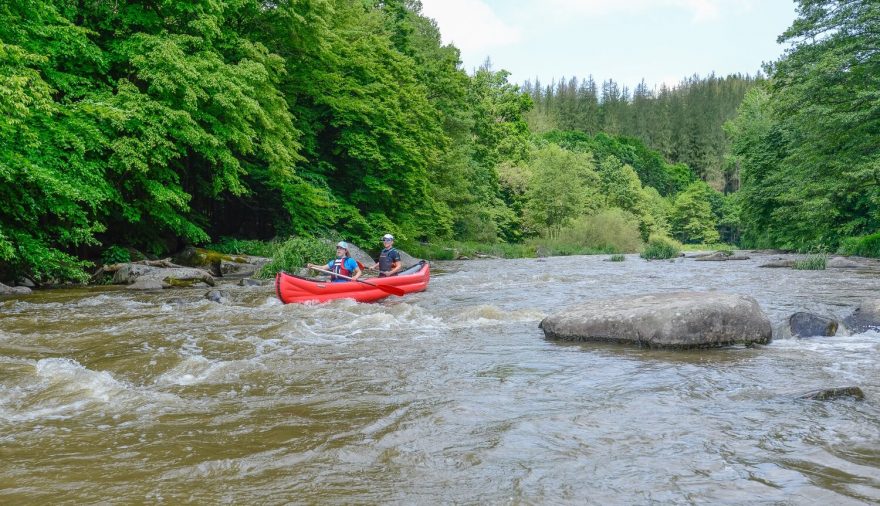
308, 266, 405, 296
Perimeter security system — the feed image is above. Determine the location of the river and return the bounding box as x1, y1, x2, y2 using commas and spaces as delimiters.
1, 253, 878, 504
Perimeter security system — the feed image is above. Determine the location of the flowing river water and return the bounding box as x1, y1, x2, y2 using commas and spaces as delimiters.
1, 252, 879, 504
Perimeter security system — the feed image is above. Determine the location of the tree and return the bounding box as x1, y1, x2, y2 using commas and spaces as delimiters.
523, 145, 599, 237
730, 0, 880, 249
669, 182, 720, 244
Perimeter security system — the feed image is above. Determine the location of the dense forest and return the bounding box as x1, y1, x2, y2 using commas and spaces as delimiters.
1, 0, 877, 284
523, 73, 760, 192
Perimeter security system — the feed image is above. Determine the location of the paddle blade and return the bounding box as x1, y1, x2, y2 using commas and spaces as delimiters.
375, 283, 405, 296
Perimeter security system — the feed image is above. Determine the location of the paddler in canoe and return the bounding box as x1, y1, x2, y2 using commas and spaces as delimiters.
368, 233, 402, 277
307, 241, 362, 282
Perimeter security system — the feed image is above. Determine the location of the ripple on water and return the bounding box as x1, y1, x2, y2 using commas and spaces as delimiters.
0, 357, 181, 424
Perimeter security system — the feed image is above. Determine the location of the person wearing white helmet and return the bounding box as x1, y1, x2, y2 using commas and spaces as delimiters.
307, 241, 362, 282
369, 234, 401, 277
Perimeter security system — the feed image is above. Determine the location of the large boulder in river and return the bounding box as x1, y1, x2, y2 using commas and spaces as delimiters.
173, 246, 266, 277
0, 282, 31, 296
783, 312, 839, 338
112, 264, 215, 288
843, 299, 880, 333
540, 292, 772, 349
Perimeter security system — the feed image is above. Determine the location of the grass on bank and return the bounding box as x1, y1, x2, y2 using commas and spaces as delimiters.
838, 232, 880, 258
792, 252, 827, 270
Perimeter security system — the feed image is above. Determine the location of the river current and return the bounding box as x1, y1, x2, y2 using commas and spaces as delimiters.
1, 253, 878, 504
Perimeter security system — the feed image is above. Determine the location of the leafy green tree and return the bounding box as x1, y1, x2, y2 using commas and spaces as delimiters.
523, 145, 600, 237
0, 1, 110, 281
669, 181, 720, 244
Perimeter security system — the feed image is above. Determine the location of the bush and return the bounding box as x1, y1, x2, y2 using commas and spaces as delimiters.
793, 253, 827, 270
553, 209, 643, 253
256, 238, 335, 279
838, 232, 880, 258
609, 254, 626, 262
640, 235, 682, 260
100, 245, 131, 265
0, 232, 92, 284
208, 237, 283, 258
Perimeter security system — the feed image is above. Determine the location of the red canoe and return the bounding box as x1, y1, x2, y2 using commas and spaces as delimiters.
275, 261, 430, 304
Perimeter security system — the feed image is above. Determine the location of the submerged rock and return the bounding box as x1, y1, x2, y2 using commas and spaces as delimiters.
204, 289, 227, 303
759, 259, 796, 268
786, 312, 839, 338
798, 387, 865, 401
694, 251, 751, 261
843, 299, 880, 333
540, 292, 772, 349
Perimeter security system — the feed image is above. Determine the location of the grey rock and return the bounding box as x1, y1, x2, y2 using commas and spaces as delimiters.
16, 277, 36, 288
220, 260, 258, 277
0, 282, 32, 295
238, 277, 270, 287
759, 259, 796, 268
126, 279, 164, 290
114, 264, 215, 288
540, 292, 772, 349
787, 312, 838, 337
204, 289, 227, 303
173, 246, 222, 276
397, 249, 421, 268
112, 264, 159, 284
344, 242, 376, 268
694, 252, 750, 261
798, 387, 865, 401
843, 299, 880, 333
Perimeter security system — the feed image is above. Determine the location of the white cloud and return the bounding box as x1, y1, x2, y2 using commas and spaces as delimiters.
420, 0, 521, 54
544, 0, 754, 23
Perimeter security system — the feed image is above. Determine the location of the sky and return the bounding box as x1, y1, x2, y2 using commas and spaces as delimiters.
419, 0, 800, 91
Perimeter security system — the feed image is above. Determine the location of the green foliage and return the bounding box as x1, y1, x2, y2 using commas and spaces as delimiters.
609, 254, 626, 262
669, 182, 721, 244
256, 237, 335, 279
207, 237, 282, 258
527, 74, 758, 188
100, 245, 131, 265
838, 233, 880, 258
728, 1, 880, 250
792, 253, 827, 270
542, 131, 695, 196
554, 209, 643, 253
522, 144, 600, 236
640, 235, 682, 260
